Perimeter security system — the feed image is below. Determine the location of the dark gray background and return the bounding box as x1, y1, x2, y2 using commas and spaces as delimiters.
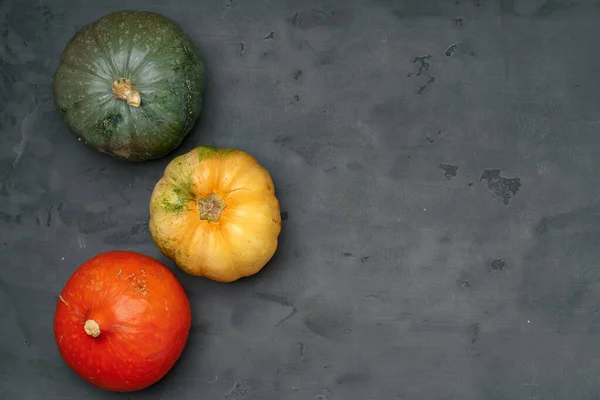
2, 0, 600, 399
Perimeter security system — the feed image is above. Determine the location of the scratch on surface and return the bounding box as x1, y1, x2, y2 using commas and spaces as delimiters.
226, 187, 251, 194
412, 55, 435, 94
254, 292, 297, 326
445, 44, 458, 56
58, 294, 70, 308
417, 77, 435, 94
498, 13, 510, 78
413, 55, 431, 76
521, 360, 540, 387
46, 205, 53, 227
111, 324, 129, 332
13, 103, 41, 170
0, 278, 34, 347
289, 94, 300, 105
224, 380, 253, 399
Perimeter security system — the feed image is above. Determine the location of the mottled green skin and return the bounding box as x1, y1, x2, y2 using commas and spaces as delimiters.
153, 146, 240, 214
53, 10, 205, 162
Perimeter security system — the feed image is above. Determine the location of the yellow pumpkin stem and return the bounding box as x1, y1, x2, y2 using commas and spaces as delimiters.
198, 193, 226, 222
112, 78, 141, 107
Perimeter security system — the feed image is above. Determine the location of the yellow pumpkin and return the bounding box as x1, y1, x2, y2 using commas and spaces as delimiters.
149, 146, 282, 282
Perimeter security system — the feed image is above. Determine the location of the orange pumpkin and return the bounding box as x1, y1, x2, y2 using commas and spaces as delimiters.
53, 251, 191, 392
149, 146, 282, 282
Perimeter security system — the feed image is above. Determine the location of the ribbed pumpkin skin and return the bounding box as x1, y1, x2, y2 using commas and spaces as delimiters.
53, 10, 205, 162
149, 146, 282, 282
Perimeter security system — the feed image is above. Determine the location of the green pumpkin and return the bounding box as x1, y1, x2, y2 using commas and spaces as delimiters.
53, 10, 205, 162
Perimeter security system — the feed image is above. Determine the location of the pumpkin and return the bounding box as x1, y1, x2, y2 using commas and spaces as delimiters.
53, 10, 205, 162
53, 251, 192, 392
149, 146, 282, 282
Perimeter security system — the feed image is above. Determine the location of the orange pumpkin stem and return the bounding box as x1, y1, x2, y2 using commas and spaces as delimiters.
84, 319, 101, 338
112, 78, 141, 107
198, 193, 226, 222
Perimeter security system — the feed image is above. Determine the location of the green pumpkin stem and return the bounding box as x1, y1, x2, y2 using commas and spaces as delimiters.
112, 78, 141, 107
198, 193, 226, 222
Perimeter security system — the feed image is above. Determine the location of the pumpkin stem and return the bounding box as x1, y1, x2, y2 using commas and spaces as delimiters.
84, 319, 101, 338
112, 78, 141, 107
198, 193, 226, 222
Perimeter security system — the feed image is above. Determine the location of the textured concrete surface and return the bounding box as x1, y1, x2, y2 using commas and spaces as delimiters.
2, 0, 600, 399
